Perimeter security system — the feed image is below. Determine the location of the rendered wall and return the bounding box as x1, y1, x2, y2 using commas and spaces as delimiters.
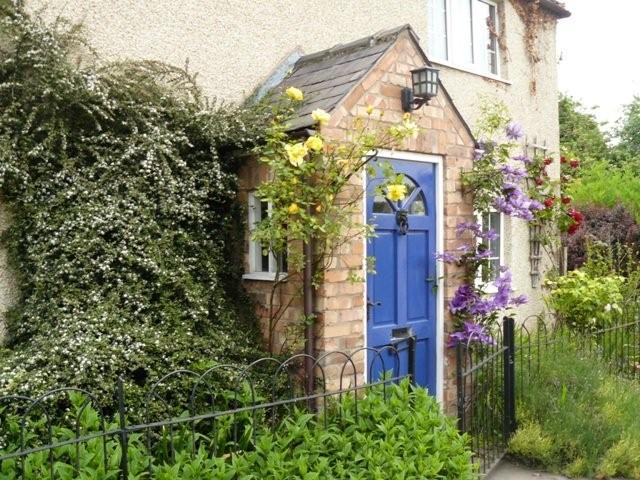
18, 0, 562, 332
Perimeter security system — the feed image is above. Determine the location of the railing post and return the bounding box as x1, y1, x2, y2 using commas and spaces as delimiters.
456, 342, 465, 432
503, 317, 517, 441
117, 378, 129, 480
407, 335, 416, 385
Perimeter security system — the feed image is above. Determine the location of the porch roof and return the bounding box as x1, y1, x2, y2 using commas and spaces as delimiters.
271, 24, 474, 142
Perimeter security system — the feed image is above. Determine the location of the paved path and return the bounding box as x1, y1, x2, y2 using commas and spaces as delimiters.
487, 460, 571, 480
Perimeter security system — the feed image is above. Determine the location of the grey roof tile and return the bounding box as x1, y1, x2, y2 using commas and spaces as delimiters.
272, 25, 411, 130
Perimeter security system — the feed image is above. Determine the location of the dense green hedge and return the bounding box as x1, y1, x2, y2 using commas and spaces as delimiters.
0, 381, 477, 479
0, 10, 269, 409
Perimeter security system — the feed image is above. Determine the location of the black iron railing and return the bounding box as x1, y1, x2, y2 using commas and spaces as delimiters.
456, 317, 516, 475
516, 315, 640, 401
0, 342, 416, 479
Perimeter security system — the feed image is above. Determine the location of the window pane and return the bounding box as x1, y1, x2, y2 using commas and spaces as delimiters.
480, 211, 501, 282
451, 0, 474, 65
473, 1, 498, 74
373, 194, 393, 213
428, 0, 448, 59
489, 211, 501, 259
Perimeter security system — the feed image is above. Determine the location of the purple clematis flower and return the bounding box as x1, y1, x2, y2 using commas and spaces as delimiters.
435, 252, 457, 263
500, 164, 527, 182
505, 122, 524, 141
513, 154, 532, 164
448, 321, 495, 348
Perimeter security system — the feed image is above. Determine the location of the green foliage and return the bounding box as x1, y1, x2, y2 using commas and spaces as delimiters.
615, 95, 640, 166
511, 343, 640, 478
544, 269, 623, 329
558, 94, 611, 169
1, 381, 477, 479
508, 422, 553, 466
0, 11, 269, 409
567, 161, 640, 222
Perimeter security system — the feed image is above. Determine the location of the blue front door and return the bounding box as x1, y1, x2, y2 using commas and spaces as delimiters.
366, 158, 438, 394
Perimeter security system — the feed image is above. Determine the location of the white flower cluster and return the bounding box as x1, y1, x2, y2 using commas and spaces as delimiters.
0, 12, 269, 411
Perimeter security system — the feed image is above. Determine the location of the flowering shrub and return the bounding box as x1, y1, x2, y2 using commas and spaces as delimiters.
544, 270, 624, 329
567, 204, 640, 270
0, 11, 269, 409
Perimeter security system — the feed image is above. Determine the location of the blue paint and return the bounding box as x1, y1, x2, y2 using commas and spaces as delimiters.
366, 158, 438, 394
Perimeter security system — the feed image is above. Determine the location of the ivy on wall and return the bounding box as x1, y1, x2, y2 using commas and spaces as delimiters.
0, 11, 270, 409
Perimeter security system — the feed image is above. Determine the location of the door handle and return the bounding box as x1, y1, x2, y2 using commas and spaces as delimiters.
367, 299, 382, 307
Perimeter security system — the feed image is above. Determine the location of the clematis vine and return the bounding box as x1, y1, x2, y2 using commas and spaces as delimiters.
448, 321, 495, 348
437, 219, 528, 347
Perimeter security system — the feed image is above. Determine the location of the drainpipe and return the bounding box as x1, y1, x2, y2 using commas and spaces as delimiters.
303, 233, 315, 397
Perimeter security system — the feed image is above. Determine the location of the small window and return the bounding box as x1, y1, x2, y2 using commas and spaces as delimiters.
479, 211, 502, 284
372, 176, 428, 215
246, 192, 287, 279
428, 0, 499, 75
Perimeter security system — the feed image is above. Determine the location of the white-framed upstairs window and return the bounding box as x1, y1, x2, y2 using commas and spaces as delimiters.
244, 191, 287, 281
478, 210, 503, 291
427, 0, 500, 76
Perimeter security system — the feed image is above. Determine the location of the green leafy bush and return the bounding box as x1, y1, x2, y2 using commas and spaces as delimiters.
1, 381, 477, 479
568, 161, 640, 222
511, 343, 640, 478
0, 10, 269, 409
543, 269, 623, 329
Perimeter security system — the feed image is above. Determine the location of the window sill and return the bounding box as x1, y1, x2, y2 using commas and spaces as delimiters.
430, 59, 512, 85
242, 272, 288, 282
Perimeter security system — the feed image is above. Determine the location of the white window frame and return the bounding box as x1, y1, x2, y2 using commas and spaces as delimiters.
476, 210, 504, 293
243, 191, 287, 281
428, 0, 501, 77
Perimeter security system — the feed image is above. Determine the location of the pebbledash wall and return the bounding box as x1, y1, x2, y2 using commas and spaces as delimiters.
9, 0, 566, 335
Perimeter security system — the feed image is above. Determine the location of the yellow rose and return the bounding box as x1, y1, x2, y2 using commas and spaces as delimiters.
386, 183, 407, 202
285, 87, 304, 101
315, 204, 323, 213
284, 142, 308, 167
366, 104, 374, 115
311, 108, 331, 126
304, 135, 323, 152
403, 119, 419, 139
288, 203, 301, 215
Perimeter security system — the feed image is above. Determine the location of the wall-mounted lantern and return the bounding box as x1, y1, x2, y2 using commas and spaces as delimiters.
401, 67, 440, 112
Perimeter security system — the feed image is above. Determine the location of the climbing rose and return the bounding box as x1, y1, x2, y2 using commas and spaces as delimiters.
284, 142, 308, 167
285, 86, 304, 101
570, 159, 580, 168
287, 203, 301, 215
311, 108, 331, 126
544, 197, 555, 209
544, 157, 553, 165
304, 135, 323, 152
386, 183, 407, 201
